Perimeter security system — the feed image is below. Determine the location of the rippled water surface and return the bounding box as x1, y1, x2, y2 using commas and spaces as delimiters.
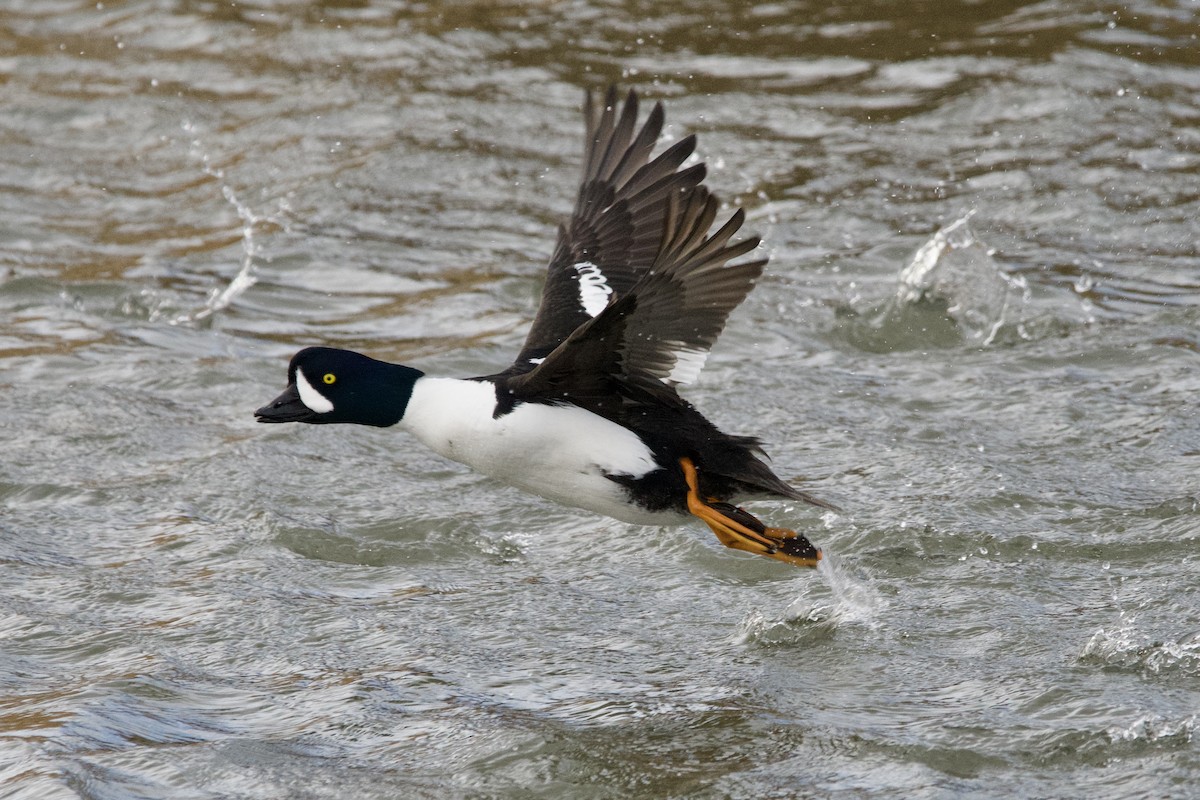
3, 1, 1200, 797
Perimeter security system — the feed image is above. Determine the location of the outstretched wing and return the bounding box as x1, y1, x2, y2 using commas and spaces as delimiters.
503, 159, 833, 508
507, 86, 707, 374
507, 185, 767, 411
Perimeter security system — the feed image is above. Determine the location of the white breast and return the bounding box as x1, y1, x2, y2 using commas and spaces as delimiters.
399, 377, 675, 525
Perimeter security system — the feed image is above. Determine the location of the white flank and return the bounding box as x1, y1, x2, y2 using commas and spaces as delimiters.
295, 369, 334, 414
400, 377, 674, 525
572, 261, 613, 317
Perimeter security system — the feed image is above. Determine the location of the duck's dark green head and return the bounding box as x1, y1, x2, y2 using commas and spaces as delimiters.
255, 346, 423, 427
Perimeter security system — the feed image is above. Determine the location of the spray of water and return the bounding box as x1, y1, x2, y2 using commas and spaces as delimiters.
895, 210, 1027, 346
738, 513, 887, 645
170, 121, 287, 325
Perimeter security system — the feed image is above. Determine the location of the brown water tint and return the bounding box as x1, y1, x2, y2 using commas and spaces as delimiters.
2, 2, 1199, 798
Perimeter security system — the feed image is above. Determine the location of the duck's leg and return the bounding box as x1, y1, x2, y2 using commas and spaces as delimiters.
679, 457, 821, 568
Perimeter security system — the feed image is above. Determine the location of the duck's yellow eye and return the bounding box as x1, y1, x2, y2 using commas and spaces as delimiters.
323, 373, 336, 385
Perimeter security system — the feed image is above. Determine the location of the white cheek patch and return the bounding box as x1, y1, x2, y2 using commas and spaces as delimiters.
295, 370, 334, 414
572, 261, 613, 317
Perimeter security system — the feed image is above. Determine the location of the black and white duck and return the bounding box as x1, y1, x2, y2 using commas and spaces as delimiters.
256, 87, 834, 568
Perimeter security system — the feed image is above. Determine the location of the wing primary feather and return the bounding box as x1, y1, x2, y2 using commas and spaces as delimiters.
592, 90, 639, 182
619, 135, 697, 199
679, 208, 754, 270
659, 190, 718, 268
608, 102, 665, 188
582, 86, 620, 181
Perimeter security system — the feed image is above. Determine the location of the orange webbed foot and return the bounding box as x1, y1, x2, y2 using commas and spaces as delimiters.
679, 457, 821, 568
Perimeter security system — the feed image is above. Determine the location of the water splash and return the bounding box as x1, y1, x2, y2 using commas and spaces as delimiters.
815, 554, 887, 625
892, 211, 1026, 346
738, 554, 886, 646
1107, 713, 1195, 747
168, 121, 287, 325
837, 212, 1030, 351
1080, 616, 1200, 677
738, 602, 833, 647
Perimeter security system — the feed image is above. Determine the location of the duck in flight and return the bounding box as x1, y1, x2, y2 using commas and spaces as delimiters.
256, 87, 834, 568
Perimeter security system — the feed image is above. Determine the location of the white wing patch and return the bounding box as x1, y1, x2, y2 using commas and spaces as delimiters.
663, 343, 709, 385
295, 369, 334, 414
572, 261, 613, 317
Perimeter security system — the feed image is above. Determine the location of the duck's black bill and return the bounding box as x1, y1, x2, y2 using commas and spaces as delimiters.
255, 384, 317, 423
